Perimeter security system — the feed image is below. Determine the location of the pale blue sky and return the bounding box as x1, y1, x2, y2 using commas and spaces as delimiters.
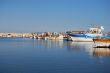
0, 0, 110, 32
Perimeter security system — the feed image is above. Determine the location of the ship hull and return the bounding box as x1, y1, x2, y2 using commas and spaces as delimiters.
93, 39, 110, 43
68, 34, 99, 42
70, 36, 93, 42
93, 39, 110, 47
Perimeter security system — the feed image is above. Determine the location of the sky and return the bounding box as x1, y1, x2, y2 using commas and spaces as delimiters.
0, 0, 110, 32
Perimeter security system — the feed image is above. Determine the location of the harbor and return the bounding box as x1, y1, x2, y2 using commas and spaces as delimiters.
0, 32, 66, 40
0, 27, 110, 73
1, 0, 110, 73
0, 26, 110, 46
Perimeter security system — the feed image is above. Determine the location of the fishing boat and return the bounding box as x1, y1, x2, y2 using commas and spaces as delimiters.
68, 26, 104, 42
93, 39, 110, 48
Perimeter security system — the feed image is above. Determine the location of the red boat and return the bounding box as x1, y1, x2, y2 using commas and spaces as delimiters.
93, 39, 110, 48
93, 39, 110, 43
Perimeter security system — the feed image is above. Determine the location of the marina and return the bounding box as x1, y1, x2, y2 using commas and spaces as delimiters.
0, 26, 110, 48
0, 27, 110, 73
0, 0, 110, 73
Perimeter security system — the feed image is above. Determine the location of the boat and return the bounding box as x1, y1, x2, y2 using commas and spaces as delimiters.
49, 34, 64, 40
68, 26, 104, 42
93, 39, 110, 43
93, 39, 110, 48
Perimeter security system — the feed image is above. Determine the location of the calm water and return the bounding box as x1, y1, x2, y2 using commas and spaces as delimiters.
0, 38, 110, 73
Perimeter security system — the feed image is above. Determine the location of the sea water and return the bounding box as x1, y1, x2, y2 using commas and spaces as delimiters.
0, 38, 110, 73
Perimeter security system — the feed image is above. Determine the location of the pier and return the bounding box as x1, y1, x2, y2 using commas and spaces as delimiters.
0, 32, 67, 40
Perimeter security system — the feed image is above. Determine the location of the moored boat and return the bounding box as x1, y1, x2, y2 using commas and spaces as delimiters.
93, 39, 110, 48
68, 26, 104, 42
93, 39, 110, 43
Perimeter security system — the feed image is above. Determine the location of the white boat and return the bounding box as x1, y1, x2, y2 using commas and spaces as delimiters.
49, 34, 64, 40
68, 26, 104, 42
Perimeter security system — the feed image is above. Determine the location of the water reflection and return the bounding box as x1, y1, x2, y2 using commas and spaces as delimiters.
0, 38, 110, 73
93, 48, 110, 57
35, 40, 110, 64
36, 39, 64, 48
1, 38, 110, 58
67, 42, 94, 53
67, 41, 110, 57
35, 39, 110, 57
45, 40, 64, 48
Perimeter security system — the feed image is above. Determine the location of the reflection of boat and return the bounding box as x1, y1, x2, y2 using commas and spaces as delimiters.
46, 40, 64, 48
67, 41, 110, 57
67, 42, 94, 53
36, 39, 64, 49
93, 48, 110, 56
68, 26, 104, 42
70, 42, 94, 48
93, 39, 110, 48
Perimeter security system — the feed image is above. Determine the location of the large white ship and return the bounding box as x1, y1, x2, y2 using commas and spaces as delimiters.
68, 26, 105, 42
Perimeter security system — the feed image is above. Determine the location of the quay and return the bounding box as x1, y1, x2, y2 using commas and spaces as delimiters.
0, 30, 110, 41
0, 32, 67, 40
0, 33, 33, 38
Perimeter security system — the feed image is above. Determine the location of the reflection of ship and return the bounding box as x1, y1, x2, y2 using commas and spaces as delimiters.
46, 40, 64, 48
67, 41, 110, 57
68, 26, 104, 42
93, 48, 110, 57
69, 42, 94, 48
67, 42, 94, 54
36, 39, 64, 49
